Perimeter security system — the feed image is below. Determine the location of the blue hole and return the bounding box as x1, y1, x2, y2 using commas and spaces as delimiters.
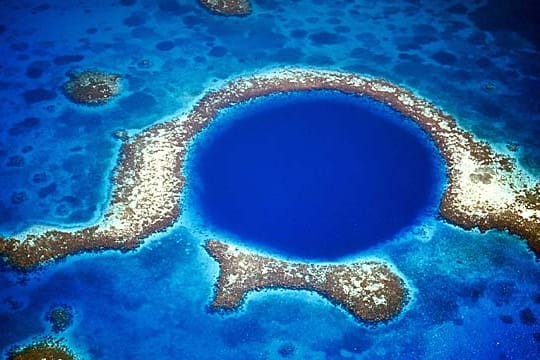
187, 91, 445, 260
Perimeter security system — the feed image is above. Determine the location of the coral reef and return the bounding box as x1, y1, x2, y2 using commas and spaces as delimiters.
0, 68, 538, 270
199, 0, 251, 16
205, 240, 408, 323
63, 70, 120, 105
46, 304, 74, 333
7, 338, 75, 360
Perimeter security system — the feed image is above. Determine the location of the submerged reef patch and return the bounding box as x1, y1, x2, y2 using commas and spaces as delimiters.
46, 304, 74, 333
0, 68, 538, 267
6, 338, 76, 360
63, 70, 120, 106
199, 0, 251, 16
205, 240, 408, 323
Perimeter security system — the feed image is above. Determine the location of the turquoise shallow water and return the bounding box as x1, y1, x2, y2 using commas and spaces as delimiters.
1, 1, 539, 359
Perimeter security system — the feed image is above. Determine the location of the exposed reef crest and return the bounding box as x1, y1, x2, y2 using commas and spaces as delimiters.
205, 240, 408, 323
0, 68, 538, 265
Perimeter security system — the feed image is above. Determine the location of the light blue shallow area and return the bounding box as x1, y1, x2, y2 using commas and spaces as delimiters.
0, 0, 539, 359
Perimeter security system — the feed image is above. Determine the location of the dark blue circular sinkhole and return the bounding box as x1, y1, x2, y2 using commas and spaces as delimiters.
187, 91, 445, 260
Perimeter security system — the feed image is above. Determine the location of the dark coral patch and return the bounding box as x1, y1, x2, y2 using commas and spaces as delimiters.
32, 3, 50, 13
183, 15, 202, 26
26, 61, 50, 79
499, 314, 513, 324
326, 17, 341, 25
22, 88, 57, 104
277, 343, 295, 357
309, 31, 346, 45
38, 183, 57, 198
156, 40, 175, 51
60, 196, 82, 207
208, 46, 227, 57
53, 54, 84, 66
8, 117, 40, 136
158, 0, 193, 15
130, 26, 156, 39
6, 155, 25, 167
334, 25, 350, 33
290, 29, 307, 38
194, 55, 206, 63
10, 42, 29, 51
123, 13, 146, 27
46, 304, 74, 333
519, 308, 538, 325
32, 172, 48, 184
431, 50, 457, 65
10, 192, 28, 205
470, 0, 540, 49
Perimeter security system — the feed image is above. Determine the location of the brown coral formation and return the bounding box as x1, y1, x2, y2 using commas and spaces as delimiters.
205, 240, 408, 323
46, 304, 74, 333
199, 0, 251, 16
63, 70, 120, 105
0, 68, 538, 271
7, 338, 76, 360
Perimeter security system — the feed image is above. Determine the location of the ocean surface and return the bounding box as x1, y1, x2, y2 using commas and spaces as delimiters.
1, 0, 539, 359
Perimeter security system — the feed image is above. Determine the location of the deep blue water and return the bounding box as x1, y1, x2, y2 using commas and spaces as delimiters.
189, 91, 444, 260
1, 0, 540, 359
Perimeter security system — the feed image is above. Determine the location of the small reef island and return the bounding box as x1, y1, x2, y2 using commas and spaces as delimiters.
206, 240, 407, 322
199, 0, 251, 16
63, 70, 121, 106
0, 68, 538, 323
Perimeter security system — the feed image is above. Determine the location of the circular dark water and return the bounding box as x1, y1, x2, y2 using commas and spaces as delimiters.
188, 91, 444, 260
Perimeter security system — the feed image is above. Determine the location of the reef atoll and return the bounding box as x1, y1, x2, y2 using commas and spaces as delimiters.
63, 70, 120, 105
206, 240, 407, 322
199, 0, 251, 16
0, 68, 538, 321
6, 338, 76, 360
